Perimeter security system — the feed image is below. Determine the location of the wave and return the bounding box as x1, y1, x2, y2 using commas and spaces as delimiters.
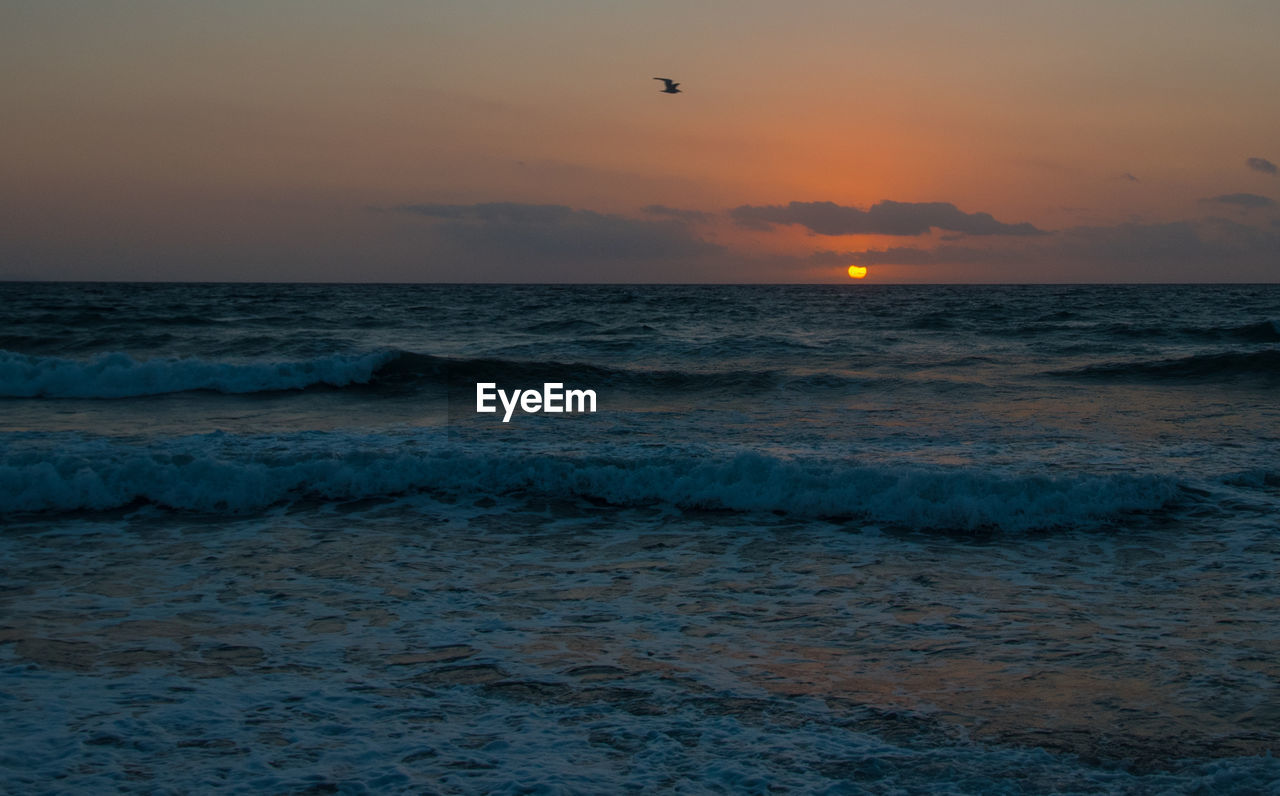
384, 352, 802, 394
1049, 349, 1280, 382
0, 350, 397, 398
989, 318, 1280, 342
1101, 319, 1280, 343
1228, 320, 1280, 343
1221, 469, 1280, 489
521, 318, 601, 333
0, 432, 1184, 531
0, 349, 886, 400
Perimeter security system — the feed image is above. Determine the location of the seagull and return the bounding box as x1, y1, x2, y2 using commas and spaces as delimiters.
653, 77, 681, 94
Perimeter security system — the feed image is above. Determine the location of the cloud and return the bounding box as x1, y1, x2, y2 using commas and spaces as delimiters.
847, 217, 1280, 279
642, 204, 712, 223
386, 201, 880, 281
381, 200, 1279, 282
386, 202, 732, 280
1246, 157, 1277, 175
802, 250, 866, 266
1201, 193, 1275, 209
1122, 173, 1140, 182
729, 200, 1045, 236
1058, 220, 1233, 262
848, 245, 1015, 266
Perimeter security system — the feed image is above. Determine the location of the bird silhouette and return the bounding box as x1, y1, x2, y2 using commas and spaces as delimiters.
654, 78, 682, 94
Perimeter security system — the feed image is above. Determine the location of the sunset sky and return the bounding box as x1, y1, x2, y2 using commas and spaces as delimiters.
3, 0, 1278, 283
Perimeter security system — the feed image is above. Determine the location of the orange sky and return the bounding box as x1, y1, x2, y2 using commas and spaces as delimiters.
2, 1, 1278, 282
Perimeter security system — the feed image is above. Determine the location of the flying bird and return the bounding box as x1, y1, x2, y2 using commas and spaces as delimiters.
654, 77, 681, 94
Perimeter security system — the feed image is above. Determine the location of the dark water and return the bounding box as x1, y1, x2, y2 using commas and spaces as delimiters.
2, 283, 1279, 793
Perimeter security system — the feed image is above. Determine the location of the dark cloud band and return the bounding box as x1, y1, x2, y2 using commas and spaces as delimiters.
1246, 157, 1277, 176
729, 200, 1045, 237
1201, 193, 1275, 209
848, 217, 1280, 271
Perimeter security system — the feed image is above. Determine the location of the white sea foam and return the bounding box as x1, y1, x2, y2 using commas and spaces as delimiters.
0, 431, 1183, 530
0, 350, 397, 398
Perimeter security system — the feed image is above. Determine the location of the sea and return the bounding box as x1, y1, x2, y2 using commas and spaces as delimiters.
2, 282, 1279, 794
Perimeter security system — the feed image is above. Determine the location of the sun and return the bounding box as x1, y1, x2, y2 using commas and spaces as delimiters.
847, 265, 868, 279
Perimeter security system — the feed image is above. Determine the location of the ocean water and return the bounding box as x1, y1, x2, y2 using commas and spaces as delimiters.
2, 282, 1279, 793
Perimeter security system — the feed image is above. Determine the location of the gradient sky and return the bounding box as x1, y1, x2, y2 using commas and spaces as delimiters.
3, 0, 1279, 282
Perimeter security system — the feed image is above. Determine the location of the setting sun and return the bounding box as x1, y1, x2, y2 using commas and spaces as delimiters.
847, 265, 868, 279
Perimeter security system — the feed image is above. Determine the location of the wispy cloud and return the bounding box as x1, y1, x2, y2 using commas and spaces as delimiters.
729, 200, 1045, 236
1201, 193, 1275, 208
1246, 157, 1277, 176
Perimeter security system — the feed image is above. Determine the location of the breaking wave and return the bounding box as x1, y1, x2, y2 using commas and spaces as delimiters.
0, 431, 1184, 531
0, 350, 876, 399
0, 350, 397, 398
1050, 349, 1280, 382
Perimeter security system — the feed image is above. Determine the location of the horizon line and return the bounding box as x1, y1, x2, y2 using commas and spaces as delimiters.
4, 280, 1279, 287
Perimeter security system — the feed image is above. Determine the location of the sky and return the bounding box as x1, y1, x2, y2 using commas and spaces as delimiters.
2, 0, 1278, 283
